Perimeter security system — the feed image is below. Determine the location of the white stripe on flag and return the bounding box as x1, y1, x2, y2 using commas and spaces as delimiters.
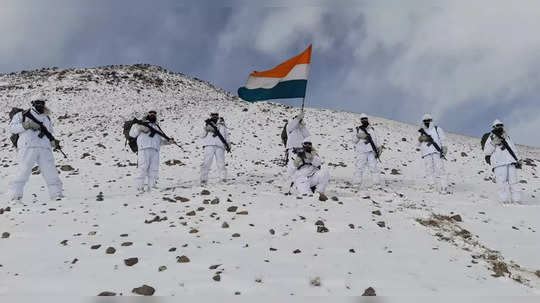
245, 64, 310, 89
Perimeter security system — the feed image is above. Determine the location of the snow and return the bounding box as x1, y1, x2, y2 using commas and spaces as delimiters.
0, 65, 539, 296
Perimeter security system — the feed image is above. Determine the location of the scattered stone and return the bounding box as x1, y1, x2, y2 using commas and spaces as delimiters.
98, 291, 116, 296
232, 233, 241, 237
519, 180, 527, 184
390, 169, 400, 175
315, 220, 325, 226
331, 196, 339, 201
376, 221, 386, 228
132, 285, 155, 296
60, 165, 74, 171
310, 277, 321, 287
177, 255, 190, 263
186, 210, 196, 216
349, 249, 355, 253
106, 247, 116, 254
169, 247, 176, 252
461, 152, 468, 157
209, 264, 221, 269
175, 196, 190, 202
121, 242, 133, 246
491, 261, 510, 277
60, 240, 68, 246
317, 226, 329, 233
210, 197, 220, 204
158, 266, 167, 272
90, 244, 101, 250
236, 211, 248, 215
227, 206, 238, 212
535, 270, 540, 278
221, 222, 230, 228
362, 287, 376, 296
269, 229, 275, 235
1, 232, 10, 239
201, 189, 211, 195
293, 249, 301, 254
213, 274, 221, 281
450, 214, 463, 222
372, 210, 382, 216
164, 159, 183, 166
124, 257, 139, 266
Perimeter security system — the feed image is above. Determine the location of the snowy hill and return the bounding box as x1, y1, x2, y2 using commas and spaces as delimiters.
0, 64, 539, 296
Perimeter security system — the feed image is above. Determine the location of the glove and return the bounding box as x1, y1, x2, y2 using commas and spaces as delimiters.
418, 134, 429, 143
356, 131, 367, 140
23, 120, 41, 131
205, 124, 214, 133
376, 146, 383, 156
441, 146, 448, 157
515, 160, 522, 169
138, 125, 150, 133
165, 138, 175, 145
51, 139, 61, 150
485, 155, 491, 165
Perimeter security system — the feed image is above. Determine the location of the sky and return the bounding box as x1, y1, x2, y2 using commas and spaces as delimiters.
1, 0, 540, 147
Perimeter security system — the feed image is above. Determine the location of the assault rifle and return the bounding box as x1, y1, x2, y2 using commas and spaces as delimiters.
491, 131, 521, 169
419, 128, 446, 160
205, 119, 231, 152
23, 111, 68, 158
133, 118, 184, 150
358, 126, 381, 162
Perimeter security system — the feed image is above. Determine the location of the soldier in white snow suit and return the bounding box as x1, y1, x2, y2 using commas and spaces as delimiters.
200, 113, 230, 185
285, 111, 311, 179
292, 141, 330, 201
417, 114, 449, 193
129, 110, 174, 193
353, 113, 383, 188
484, 120, 522, 204
9, 99, 64, 201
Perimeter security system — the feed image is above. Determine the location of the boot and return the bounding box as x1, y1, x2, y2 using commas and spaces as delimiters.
318, 193, 328, 201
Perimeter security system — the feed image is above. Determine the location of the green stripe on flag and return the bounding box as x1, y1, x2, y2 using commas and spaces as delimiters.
238, 80, 307, 102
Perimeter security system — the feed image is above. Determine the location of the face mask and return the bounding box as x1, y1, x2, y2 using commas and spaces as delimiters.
211, 117, 219, 123
361, 120, 369, 127
493, 128, 504, 136
33, 103, 46, 114
147, 115, 157, 123
423, 121, 431, 128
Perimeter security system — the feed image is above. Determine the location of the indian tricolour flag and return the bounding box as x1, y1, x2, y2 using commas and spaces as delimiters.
238, 44, 311, 102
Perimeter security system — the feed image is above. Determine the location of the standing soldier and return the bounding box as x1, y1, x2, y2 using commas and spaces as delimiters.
8, 99, 64, 201
353, 113, 383, 189
200, 113, 230, 186
285, 111, 311, 180
417, 113, 449, 193
484, 119, 522, 204
129, 110, 174, 193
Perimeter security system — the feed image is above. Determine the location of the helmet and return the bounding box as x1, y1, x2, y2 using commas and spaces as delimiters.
360, 113, 368, 120
492, 119, 503, 127
422, 113, 433, 121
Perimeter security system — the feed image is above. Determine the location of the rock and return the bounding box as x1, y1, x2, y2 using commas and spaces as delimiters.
106, 247, 116, 254
209, 264, 221, 269
519, 180, 527, 184
164, 159, 183, 166
331, 196, 339, 201
60, 165, 74, 171
236, 211, 248, 215
98, 291, 116, 296
175, 196, 190, 202
186, 210, 196, 216
461, 152, 468, 157
349, 249, 355, 253
390, 169, 400, 175
124, 257, 138, 266
314, 220, 325, 226
169, 247, 176, 252
227, 206, 238, 212
232, 233, 241, 237
60, 240, 68, 246
90, 244, 101, 250
132, 284, 155, 296
1, 232, 10, 239
310, 277, 321, 286
211, 198, 220, 204
450, 214, 463, 222
121, 242, 133, 246
362, 287, 376, 296
213, 274, 221, 281
535, 270, 540, 278
372, 210, 382, 216
401, 137, 407, 141
317, 226, 329, 233
201, 189, 210, 195
376, 221, 386, 228
177, 255, 190, 263
221, 222, 230, 228
293, 249, 301, 254
269, 229, 275, 235
158, 265, 167, 272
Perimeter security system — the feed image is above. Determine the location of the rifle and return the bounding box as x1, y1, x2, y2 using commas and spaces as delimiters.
358, 126, 381, 162
419, 128, 446, 160
23, 111, 68, 158
205, 119, 231, 152
491, 132, 520, 168
133, 118, 184, 150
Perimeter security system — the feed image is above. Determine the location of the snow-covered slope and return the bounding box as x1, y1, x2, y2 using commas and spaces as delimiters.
0, 65, 539, 296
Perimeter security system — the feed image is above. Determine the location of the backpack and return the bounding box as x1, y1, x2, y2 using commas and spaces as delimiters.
8, 108, 25, 148
281, 122, 288, 146
480, 132, 491, 150
123, 119, 138, 153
